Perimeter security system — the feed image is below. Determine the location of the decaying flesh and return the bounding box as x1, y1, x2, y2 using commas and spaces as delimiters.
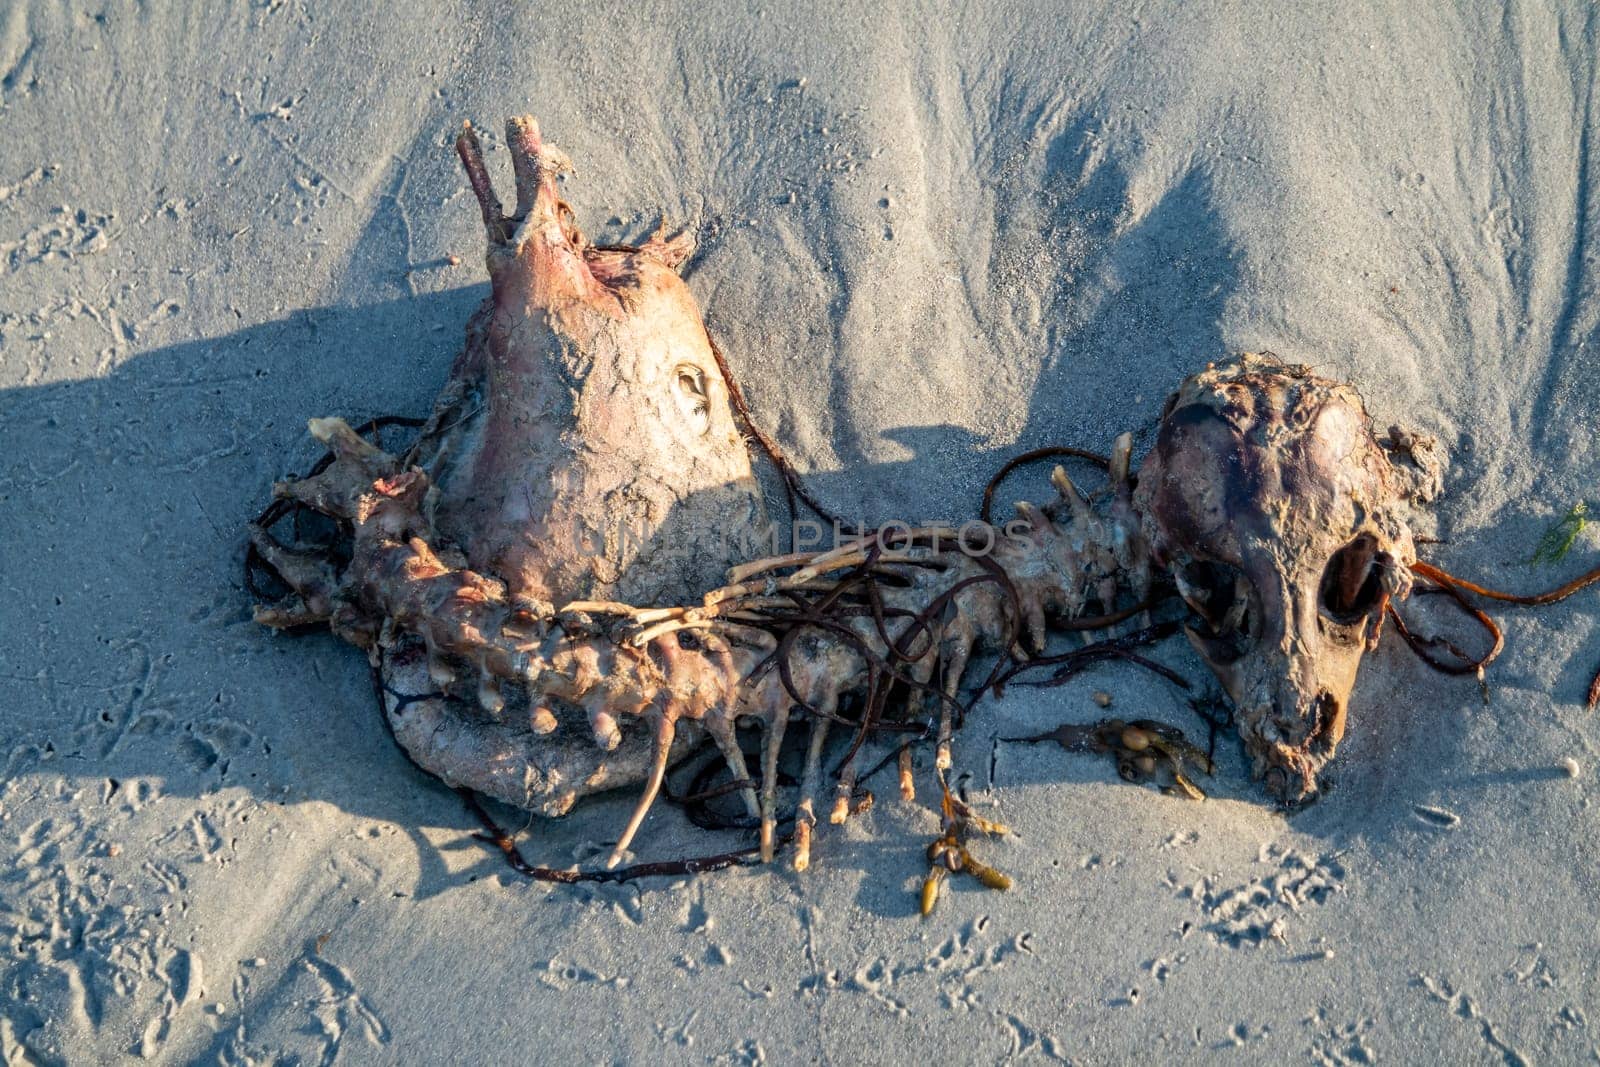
251, 115, 1600, 885
420, 116, 769, 610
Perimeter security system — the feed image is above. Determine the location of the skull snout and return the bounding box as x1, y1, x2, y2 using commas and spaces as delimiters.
1246, 676, 1349, 805
1257, 687, 1343, 754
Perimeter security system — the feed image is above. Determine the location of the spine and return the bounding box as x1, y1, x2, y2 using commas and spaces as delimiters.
252, 418, 1146, 870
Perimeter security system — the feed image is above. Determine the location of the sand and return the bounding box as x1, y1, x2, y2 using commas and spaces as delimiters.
3, 1, 1599, 1062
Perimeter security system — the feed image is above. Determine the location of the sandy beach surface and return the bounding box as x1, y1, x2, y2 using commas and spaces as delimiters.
4, 1, 1599, 1062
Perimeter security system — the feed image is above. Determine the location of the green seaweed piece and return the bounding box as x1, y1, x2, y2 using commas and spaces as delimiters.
1531, 502, 1591, 565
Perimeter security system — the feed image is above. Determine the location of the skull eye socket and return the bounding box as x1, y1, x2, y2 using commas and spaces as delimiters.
1177, 563, 1248, 630
1320, 533, 1383, 623
673, 364, 711, 434
1176, 560, 1252, 664
1177, 561, 1250, 633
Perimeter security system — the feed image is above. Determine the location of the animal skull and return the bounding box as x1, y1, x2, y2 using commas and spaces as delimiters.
1133, 354, 1439, 803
